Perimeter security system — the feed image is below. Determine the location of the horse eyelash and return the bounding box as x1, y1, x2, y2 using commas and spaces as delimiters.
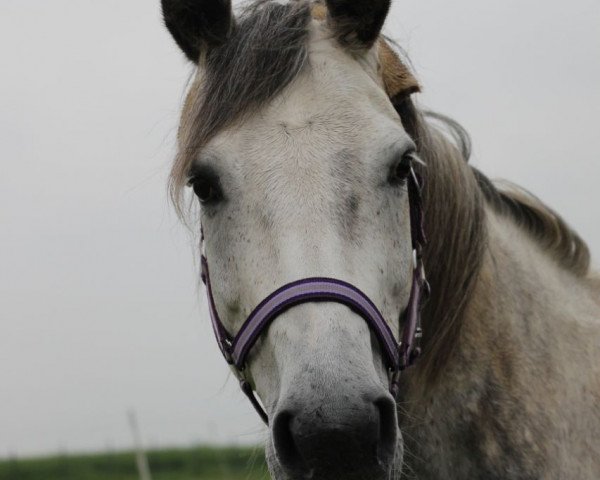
410, 154, 426, 167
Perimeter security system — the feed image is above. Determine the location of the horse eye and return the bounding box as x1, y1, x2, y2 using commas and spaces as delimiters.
191, 177, 220, 204
389, 152, 414, 185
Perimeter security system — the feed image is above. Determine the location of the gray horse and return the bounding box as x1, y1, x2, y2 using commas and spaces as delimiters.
162, 0, 600, 478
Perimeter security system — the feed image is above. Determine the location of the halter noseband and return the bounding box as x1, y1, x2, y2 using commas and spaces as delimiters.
200, 167, 429, 425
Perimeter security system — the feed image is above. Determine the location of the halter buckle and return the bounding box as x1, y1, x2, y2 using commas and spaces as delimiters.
414, 326, 423, 339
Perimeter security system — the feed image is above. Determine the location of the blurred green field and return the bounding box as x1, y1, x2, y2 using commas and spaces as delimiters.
0, 446, 269, 480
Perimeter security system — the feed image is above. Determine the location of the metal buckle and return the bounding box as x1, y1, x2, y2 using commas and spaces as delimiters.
414, 326, 423, 340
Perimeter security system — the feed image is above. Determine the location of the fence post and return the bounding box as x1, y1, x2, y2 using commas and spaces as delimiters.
127, 409, 153, 480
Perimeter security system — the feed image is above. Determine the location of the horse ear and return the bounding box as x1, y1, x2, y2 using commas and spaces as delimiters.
161, 0, 235, 63
378, 40, 420, 103
324, 0, 391, 49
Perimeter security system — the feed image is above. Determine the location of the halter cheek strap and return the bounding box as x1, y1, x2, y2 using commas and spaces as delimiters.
200, 167, 429, 424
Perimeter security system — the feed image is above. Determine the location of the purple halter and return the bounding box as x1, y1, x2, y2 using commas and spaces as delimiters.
200, 167, 429, 425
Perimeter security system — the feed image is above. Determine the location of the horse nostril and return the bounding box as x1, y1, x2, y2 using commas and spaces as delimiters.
272, 395, 399, 478
272, 410, 311, 476
374, 395, 399, 465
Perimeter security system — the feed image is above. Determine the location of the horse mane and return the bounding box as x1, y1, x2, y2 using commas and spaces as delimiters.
395, 101, 487, 383
474, 172, 590, 276
395, 100, 591, 384
421, 110, 590, 278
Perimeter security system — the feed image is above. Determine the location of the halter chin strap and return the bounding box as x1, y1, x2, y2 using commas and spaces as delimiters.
200, 167, 429, 425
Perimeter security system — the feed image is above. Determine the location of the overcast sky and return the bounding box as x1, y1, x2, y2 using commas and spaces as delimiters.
1, 0, 598, 458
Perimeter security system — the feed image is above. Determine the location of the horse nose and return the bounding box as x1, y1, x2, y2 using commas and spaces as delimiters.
272, 394, 398, 478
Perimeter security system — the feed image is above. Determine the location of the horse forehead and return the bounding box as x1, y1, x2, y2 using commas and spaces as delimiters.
229, 63, 391, 167
229, 111, 377, 188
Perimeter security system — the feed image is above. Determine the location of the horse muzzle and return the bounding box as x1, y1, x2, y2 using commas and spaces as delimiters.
270, 380, 401, 480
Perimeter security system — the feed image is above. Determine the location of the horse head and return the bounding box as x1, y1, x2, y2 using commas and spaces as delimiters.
164, 0, 424, 478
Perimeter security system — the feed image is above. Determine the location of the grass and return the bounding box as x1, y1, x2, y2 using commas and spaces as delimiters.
0, 446, 270, 480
